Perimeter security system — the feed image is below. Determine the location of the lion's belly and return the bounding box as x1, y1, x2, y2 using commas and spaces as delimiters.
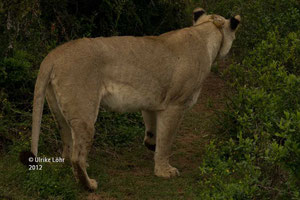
101, 83, 164, 112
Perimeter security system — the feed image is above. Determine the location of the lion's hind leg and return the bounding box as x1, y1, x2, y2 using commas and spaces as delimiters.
142, 110, 157, 151
46, 84, 72, 160
70, 118, 97, 190
50, 72, 102, 190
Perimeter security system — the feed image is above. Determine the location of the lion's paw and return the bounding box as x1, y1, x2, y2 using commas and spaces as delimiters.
87, 178, 98, 191
155, 166, 180, 178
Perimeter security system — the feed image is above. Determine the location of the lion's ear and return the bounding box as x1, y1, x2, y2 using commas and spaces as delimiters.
230, 15, 241, 30
193, 8, 206, 24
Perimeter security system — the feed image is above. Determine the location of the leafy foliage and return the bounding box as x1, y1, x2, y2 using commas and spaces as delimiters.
193, 1, 300, 198
196, 30, 300, 199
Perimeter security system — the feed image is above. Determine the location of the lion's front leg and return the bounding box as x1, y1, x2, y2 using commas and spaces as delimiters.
154, 106, 184, 178
142, 110, 157, 151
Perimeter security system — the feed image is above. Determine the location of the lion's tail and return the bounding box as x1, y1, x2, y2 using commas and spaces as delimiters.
31, 58, 53, 156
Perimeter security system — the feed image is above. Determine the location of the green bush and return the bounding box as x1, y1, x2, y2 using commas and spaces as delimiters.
0, 50, 36, 105
226, 31, 300, 86
277, 111, 300, 179
0, 50, 36, 152
196, 31, 300, 199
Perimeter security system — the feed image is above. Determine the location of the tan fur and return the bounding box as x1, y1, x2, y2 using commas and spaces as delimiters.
31, 9, 240, 190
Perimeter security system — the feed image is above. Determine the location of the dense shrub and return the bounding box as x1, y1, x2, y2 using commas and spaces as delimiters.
193, 1, 300, 198
0, 50, 36, 105
0, 50, 36, 152
196, 31, 300, 199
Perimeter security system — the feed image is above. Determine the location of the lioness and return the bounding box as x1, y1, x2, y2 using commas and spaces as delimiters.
21, 8, 240, 190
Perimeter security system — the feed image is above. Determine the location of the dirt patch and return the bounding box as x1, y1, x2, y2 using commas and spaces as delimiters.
87, 193, 117, 200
